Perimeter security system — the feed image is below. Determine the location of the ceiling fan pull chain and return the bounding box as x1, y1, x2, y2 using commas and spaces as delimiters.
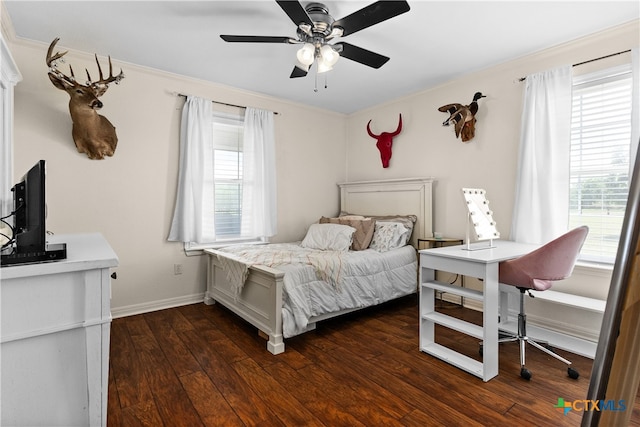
314, 67, 318, 92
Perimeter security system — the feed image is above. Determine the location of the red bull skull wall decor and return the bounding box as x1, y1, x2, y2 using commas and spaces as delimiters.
367, 114, 402, 168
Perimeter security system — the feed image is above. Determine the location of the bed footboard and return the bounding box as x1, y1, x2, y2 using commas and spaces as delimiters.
204, 249, 286, 355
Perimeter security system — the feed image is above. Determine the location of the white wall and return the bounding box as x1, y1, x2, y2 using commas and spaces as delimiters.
7, 37, 346, 316
344, 20, 639, 341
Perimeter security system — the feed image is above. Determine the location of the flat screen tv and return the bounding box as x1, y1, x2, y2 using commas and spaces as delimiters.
14, 159, 46, 252
1, 160, 66, 266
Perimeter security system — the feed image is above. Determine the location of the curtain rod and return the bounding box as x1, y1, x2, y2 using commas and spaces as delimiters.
518, 49, 632, 82
176, 92, 279, 115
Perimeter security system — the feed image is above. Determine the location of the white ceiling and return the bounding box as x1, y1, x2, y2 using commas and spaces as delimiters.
4, 1, 639, 114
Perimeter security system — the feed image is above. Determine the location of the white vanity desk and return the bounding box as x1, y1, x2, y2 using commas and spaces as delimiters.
1, 233, 118, 426
419, 240, 537, 381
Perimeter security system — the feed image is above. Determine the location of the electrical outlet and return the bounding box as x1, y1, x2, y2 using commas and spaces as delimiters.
174, 263, 183, 275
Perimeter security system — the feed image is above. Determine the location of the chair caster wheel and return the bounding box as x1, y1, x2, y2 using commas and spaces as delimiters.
568, 367, 579, 379
520, 368, 532, 380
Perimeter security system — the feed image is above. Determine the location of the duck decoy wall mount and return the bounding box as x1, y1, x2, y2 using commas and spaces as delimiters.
439, 92, 486, 143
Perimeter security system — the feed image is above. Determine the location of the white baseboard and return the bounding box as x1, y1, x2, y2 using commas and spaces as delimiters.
524, 310, 600, 342
438, 294, 599, 358
111, 293, 205, 319
499, 320, 597, 359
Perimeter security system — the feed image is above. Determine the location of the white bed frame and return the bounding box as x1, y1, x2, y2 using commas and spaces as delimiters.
203, 177, 434, 354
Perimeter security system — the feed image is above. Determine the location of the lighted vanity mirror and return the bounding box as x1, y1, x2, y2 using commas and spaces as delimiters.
462, 188, 500, 250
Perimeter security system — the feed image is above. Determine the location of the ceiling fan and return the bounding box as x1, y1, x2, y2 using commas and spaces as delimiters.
220, 1, 411, 78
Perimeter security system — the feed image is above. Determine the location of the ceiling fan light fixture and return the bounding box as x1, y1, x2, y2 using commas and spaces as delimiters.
296, 43, 315, 66
294, 60, 311, 72
319, 44, 339, 66
317, 58, 334, 74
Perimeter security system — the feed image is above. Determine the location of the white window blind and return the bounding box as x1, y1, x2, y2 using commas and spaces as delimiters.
211, 113, 244, 239
569, 64, 632, 263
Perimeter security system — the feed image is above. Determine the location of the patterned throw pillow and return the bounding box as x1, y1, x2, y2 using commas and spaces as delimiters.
368, 221, 411, 252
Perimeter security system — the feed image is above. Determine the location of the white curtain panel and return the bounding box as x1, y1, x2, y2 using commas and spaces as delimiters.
241, 107, 277, 238
510, 65, 573, 244
168, 96, 215, 243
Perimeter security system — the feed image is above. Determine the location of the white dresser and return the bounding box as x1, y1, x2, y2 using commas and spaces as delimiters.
1, 233, 118, 426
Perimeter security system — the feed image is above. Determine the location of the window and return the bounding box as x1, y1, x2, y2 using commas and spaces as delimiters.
569, 64, 633, 263
211, 112, 245, 240
169, 99, 276, 248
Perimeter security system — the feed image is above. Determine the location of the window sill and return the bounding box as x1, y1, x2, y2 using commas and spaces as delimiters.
183, 239, 267, 256
574, 261, 613, 277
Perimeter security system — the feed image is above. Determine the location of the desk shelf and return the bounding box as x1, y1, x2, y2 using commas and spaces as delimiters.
420, 342, 484, 377
422, 280, 483, 302
421, 311, 483, 339
420, 279, 487, 378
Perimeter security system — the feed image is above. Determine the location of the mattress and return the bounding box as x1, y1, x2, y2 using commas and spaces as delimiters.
216, 243, 417, 337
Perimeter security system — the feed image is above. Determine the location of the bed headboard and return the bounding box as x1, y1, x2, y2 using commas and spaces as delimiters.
338, 177, 435, 248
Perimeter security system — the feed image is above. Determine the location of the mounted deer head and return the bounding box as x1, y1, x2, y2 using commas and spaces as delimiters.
46, 38, 124, 160
367, 114, 402, 168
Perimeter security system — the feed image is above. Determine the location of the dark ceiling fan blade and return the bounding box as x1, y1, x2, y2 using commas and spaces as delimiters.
334, 42, 389, 69
220, 35, 294, 43
276, 0, 313, 27
333, 1, 410, 37
290, 66, 308, 78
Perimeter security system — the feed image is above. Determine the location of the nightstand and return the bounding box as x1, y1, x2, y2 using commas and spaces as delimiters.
418, 237, 463, 250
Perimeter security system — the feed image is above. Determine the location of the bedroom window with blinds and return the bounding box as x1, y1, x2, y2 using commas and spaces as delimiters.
212, 112, 244, 239
569, 64, 632, 263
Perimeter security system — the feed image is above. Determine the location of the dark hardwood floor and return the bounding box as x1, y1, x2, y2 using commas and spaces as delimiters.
107, 295, 640, 426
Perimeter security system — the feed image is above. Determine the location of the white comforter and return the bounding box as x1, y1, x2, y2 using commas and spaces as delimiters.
217, 243, 417, 338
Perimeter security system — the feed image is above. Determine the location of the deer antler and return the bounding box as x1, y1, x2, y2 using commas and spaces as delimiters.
46, 37, 78, 86
88, 53, 124, 88
46, 37, 124, 88
45, 37, 67, 68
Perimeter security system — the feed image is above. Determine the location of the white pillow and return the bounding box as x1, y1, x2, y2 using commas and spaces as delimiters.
369, 221, 410, 252
300, 223, 356, 252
